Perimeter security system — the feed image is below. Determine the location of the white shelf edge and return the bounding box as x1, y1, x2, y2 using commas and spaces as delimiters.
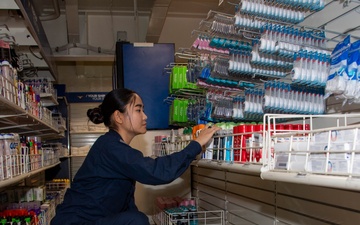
260, 171, 360, 191
0, 95, 27, 114
194, 160, 360, 191
40, 93, 53, 98
0, 162, 61, 188
59, 126, 67, 131
194, 159, 262, 174
41, 102, 59, 107
70, 131, 107, 135
57, 96, 68, 106
40, 93, 59, 106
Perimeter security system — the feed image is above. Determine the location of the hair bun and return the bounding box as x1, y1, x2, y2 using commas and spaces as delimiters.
87, 107, 104, 124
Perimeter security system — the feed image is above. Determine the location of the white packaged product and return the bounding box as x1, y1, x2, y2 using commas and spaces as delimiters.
313, 129, 359, 143
274, 138, 308, 152
325, 35, 351, 97
3, 133, 15, 179
343, 40, 360, 100
307, 158, 350, 174
275, 153, 307, 171
354, 45, 360, 103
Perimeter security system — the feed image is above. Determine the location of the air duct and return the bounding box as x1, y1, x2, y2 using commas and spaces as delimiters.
65, 0, 80, 44
39, 0, 60, 21
146, 0, 172, 43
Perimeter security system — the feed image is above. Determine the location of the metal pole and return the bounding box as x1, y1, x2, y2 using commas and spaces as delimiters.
134, 0, 139, 42
317, 5, 360, 28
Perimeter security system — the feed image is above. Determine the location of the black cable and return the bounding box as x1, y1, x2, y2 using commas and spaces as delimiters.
29, 46, 43, 60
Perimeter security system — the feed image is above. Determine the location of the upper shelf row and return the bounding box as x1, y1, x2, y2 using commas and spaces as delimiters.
0, 93, 65, 139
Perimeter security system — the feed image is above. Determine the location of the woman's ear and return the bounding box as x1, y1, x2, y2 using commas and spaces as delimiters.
113, 110, 123, 124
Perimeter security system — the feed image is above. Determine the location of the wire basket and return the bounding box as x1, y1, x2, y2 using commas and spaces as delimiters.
153, 207, 224, 225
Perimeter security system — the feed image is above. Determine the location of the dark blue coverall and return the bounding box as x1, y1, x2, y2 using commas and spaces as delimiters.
50, 129, 202, 225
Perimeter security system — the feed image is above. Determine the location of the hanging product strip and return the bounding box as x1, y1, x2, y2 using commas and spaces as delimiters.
198, 7, 347, 82
191, 13, 310, 81
198, 15, 237, 37
165, 62, 209, 126
166, 91, 207, 126
263, 80, 325, 114
172, 16, 266, 123
240, 0, 305, 23
204, 88, 244, 122
173, 49, 244, 88
167, 67, 261, 124
191, 18, 273, 83
177, 39, 258, 90
237, 0, 326, 23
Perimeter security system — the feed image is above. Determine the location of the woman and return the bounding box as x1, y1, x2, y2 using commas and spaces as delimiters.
50, 88, 220, 225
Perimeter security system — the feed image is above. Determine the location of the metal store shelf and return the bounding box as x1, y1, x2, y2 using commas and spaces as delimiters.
0, 162, 60, 189
0, 95, 59, 137
261, 113, 360, 191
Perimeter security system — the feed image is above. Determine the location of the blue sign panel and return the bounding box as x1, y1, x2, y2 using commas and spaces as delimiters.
66, 92, 107, 103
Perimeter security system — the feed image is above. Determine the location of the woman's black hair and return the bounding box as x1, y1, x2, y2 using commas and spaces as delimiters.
87, 88, 137, 127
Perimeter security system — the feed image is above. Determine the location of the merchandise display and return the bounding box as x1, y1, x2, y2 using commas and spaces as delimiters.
0, 36, 69, 224
0, 179, 69, 225
167, 3, 340, 125
262, 113, 360, 185
325, 36, 360, 104
1, 0, 360, 224
152, 2, 360, 223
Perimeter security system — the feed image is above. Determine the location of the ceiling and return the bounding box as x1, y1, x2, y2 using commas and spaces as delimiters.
28, 0, 360, 43
1, 0, 360, 82
33, 0, 232, 16
34, 0, 235, 44
0, 0, 234, 81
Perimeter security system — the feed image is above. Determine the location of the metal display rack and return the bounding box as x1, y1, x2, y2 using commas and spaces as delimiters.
0, 95, 59, 136
154, 113, 360, 191
261, 113, 360, 190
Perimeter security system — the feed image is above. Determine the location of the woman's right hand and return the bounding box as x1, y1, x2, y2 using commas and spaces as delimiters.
194, 125, 222, 147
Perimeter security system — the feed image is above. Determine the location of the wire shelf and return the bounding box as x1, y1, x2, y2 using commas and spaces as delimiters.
261, 113, 360, 190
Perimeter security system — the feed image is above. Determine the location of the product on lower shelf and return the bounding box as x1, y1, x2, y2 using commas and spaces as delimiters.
153, 196, 224, 225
